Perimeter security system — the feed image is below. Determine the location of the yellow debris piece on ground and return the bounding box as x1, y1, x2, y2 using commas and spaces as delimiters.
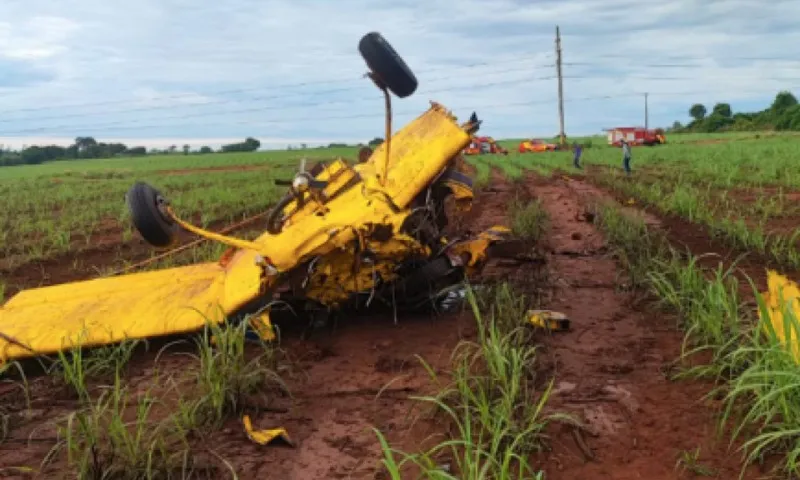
242, 415, 294, 447
760, 270, 800, 363
445, 225, 512, 271
527, 310, 570, 332
249, 311, 277, 342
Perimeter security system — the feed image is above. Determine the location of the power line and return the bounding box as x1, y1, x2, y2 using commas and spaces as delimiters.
3, 41, 796, 138
4, 52, 795, 117
0, 95, 630, 137
52, 41, 556, 68
0, 75, 559, 136
0, 64, 553, 124
564, 74, 800, 81
564, 61, 800, 69
581, 53, 800, 62
631, 88, 792, 97
0, 86, 788, 139
0, 57, 554, 116
1, 83, 790, 137
564, 62, 708, 68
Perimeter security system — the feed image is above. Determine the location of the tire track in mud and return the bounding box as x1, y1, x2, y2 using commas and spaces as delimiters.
525, 173, 756, 480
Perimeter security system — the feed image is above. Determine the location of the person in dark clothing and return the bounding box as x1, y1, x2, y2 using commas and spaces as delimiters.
572, 142, 582, 169
620, 138, 632, 175
358, 146, 373, 163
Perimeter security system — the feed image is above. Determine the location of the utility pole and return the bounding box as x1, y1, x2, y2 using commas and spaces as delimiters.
555, 25, 565, 146
644, 92, 649, 130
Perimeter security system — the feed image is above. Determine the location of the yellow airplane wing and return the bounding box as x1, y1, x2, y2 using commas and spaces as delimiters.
0, 253, 264, 363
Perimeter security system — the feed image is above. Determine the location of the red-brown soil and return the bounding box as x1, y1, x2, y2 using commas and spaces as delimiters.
0, 171, 771, 479
514, 173, 758, 479
199, 314, 473, 479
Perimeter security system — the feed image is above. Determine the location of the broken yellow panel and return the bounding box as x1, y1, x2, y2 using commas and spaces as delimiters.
759, 270, 800, 364
527, 310, 571, 332
368, 102, 471, 208
242, 415, 294, 447
447, 225, 513, 269
249, 311, 276, 342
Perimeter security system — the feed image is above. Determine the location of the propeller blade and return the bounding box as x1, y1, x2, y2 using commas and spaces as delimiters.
308, 180, 329, 190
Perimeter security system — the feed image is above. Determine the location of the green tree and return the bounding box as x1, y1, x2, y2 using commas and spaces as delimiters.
183, 144, 190, 155
243, 137, 260, 151
73, 136, 98, 158
771, 91, 798, 113
689, 104, 707, 121
221, 137, 260, 153
700, 113, 734, 132
712, 103, 732, 118
775, 104, 800, 130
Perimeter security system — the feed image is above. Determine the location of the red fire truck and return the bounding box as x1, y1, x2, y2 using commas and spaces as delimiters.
605, 127, 666, 147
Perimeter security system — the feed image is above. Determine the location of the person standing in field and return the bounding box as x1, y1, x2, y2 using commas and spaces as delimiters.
358, 146, 373, 163
572, 142, 582, 169
620, 138, 632, 176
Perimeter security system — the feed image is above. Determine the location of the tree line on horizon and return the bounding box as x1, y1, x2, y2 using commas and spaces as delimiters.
0, 135, 386, 168
3, 91, 797, 168
669, 90, 799, 133
0, 136, 263, 167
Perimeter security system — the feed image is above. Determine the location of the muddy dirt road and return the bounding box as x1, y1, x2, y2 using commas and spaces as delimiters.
525, 174, 757, 480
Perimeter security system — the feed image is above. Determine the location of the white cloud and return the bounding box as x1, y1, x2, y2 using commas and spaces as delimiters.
0, 0, 797, 148
0, 16, 79, 60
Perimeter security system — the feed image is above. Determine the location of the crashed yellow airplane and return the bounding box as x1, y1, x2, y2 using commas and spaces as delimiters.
0, 32, 518, 363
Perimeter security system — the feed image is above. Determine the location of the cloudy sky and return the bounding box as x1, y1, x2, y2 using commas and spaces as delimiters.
0, 0, 797, 149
